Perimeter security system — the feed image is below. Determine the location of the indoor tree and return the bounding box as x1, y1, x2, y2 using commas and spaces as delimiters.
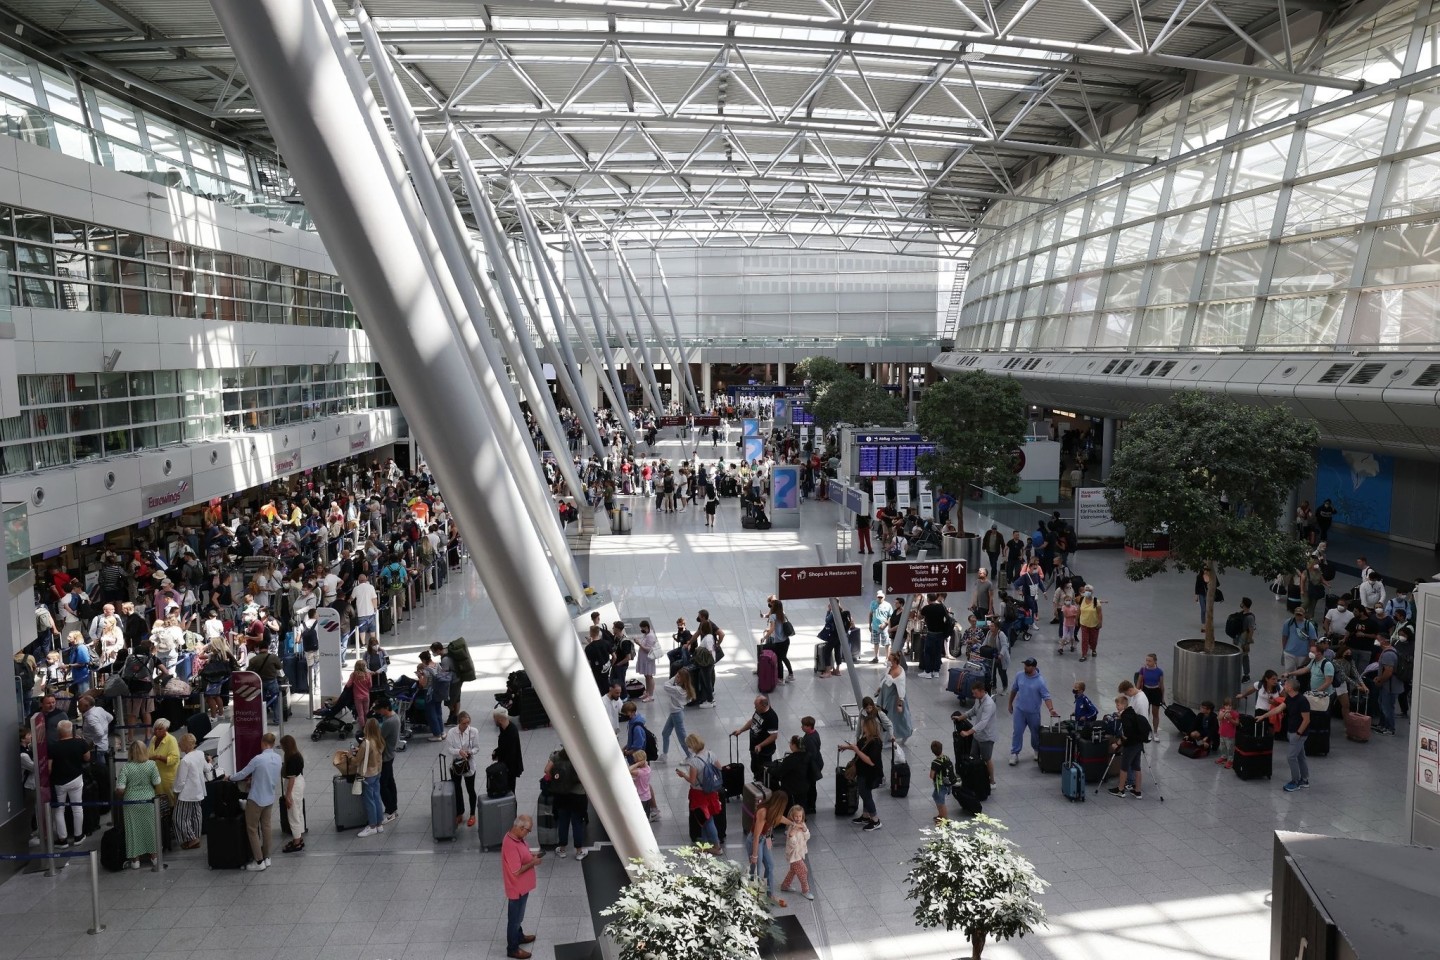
1104, 391, 1317, 651
602, 845, 776, 960
914, 370, 1028, 536
797, 356, 905, 430
905, 816, 1047, 959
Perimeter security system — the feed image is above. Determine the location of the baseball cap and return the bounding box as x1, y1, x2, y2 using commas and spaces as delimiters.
875, 590, 885, 598
1023, 657, 1038, 667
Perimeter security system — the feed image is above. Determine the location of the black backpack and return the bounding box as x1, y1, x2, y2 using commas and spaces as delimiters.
485, 761, 513, 798
1224, 610, 1247, 639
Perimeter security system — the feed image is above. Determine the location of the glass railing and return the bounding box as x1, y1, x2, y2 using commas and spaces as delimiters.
967, 484, 1055, 535
4, 501, 29, 583
0, 93, 315, 233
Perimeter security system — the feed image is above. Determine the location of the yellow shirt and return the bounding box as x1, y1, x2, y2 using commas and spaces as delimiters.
150, 733, 180, 798
1078, 597, 1101, 629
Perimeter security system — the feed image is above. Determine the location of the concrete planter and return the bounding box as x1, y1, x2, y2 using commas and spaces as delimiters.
1170, 638, 1243, 710
942, 532, 982, 572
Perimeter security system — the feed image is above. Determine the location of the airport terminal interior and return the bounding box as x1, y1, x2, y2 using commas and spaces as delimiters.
0, 0, 1434, 958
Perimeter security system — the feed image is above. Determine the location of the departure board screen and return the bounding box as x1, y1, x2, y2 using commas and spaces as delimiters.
858, 445, 879, 475
896, 445, 918, 476
878, 446, 898, 475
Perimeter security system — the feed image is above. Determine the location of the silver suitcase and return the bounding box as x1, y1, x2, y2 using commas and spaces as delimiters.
332, 775, 367, 831
432, 756, 457, 842
479, 793, 517, 851
536, 793, 559, 848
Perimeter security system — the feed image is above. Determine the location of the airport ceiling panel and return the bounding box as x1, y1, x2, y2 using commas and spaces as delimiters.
0, 0, 1365, 254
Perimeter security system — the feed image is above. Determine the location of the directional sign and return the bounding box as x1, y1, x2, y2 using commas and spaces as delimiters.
777, 563, 863, 601
883, 559, 967, 595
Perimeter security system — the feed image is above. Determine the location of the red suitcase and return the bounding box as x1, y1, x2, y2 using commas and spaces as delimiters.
1345, 691, 1372, 742
757, 649, 778, 694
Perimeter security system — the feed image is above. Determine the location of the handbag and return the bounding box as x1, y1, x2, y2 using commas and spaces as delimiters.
781, 618, 795, 639
352, 743, 368, 796
1214, 588, 1225, 604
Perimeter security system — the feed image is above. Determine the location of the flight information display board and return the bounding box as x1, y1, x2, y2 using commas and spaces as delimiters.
791, 401, 814, 426
858, 445, 880, 476
856, 441, 937, 477
877, 446, 898, 475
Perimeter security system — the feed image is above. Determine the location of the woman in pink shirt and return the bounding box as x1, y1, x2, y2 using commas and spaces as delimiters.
502, 815, 544, 959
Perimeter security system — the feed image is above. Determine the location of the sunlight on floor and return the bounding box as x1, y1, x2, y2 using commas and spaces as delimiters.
823, 890, 1270, 960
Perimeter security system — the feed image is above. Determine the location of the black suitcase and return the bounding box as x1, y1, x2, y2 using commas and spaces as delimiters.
1076, 737, 1113, 785
956, 756, 991, 801
206, 777, 244, 820
872, 559, 884, 584
287, 652, 309, 695
834, 761, 859, 817
1037, 726, 1067, 774
206, 815, 249, 869
1234, 717, 1274, 780
100, 824, 126, 872
1164, 703, 1197, 735
722, 735, 745, 801
889, 745, 910, 798
1304, 707, 1331, 757
379, 605, 394, 634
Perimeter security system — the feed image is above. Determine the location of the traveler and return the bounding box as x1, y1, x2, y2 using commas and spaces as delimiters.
732, 695, 780, 781
1107, 694, 1147, 799
1136, 653, 1164, 733
416, 650, 444, 740
759, 598, 795, 683
172, 733, 207, 850
929, 740, 955, 822
841, 717, 884, 831
659, 668, 696, 762
1116, 680, 1150, 734
246, 641, 284, 726
628, 750, 658, 821
982, 523, 1004, 580
77, 695, 111, 762
1005, 530, 1027, 583
778, 805, 813, 900
956, 681, 998, 787
609, 621, 634, 689
1372, 635, 1401, 736
855, 510, 873, 555
543, 747, 589, 858
493, 707, 525, 792
355, 719, 387, 839
445, 711, 482, 827
375, 699, 402, 823
1007, 658, 1060, 765
278, 734, 305, 852
875, 653, 912, 749
634, 620, 658, 702
149, 718, 180, 808
115, 739, 160, 868
65, 631, 93, 696
746, 789, 792, 908
799, 716, 822, 814
868, 591, 893, 664
1281, 607, 1317, 674
678, 733, 724, 847
1071, 682, 1098, 723
501, 815, 543, 959
228, 731, 283, 869
971, 569, 998, 620
918, 594, 952, 678
47, 720, 90, 847
1261, 679, 1311, 792
1229, 597, 1258, 682
351, 573, 379, 646
1077, 586, 1102, 661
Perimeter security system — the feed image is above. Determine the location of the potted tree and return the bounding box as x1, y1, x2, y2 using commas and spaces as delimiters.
602, 845, 777, 960
905, 815, 1047, 959
1105, 391, 1317, 708
915, 371, 1027, 571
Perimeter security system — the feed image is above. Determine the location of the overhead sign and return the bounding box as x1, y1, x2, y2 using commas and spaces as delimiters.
830, 480, 848, 508
349, 431, 370, 453
776, 563, 863, 601
845, 486, 863, 515
883, 560, 967, 595
854, 433, 922, 444
141, 476, 193, 517
274, 450, 303, 476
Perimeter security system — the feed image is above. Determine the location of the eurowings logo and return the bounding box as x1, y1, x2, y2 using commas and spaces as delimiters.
235, 684, 261, 702
145, 480, 190, 512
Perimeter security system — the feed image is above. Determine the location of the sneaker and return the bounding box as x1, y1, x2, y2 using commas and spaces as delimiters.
851, 816, 869, 824
863, 820, 883, 832
1299, 779, 1310, 788
1130, 791, 1143, 800
1382, 728, 1397, 736
357, 826, 376, 838
868, 658, 879, 664
1007, 754, 1019, 766
575, 849, 590, 862
244, 860, 268, 871
701, 702, 716, 709
648, 811, 660, 822
555, 846, 568, 858
658, 753, 668, 765
1107, 786, 1127, 798
1283, 781, 1301, 792
804, 892, 815, 900
262, 858, 272, 868
1078, 656, 1087, 662
383, 813, 399, 824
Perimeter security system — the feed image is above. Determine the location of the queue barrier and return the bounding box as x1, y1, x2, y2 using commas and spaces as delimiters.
0, 848, 105, 933
41, 795, 167, 875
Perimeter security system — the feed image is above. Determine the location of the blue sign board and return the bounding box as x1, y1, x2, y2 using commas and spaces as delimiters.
742, 418, 759, 438
853, 433, 922, 444
744, 437, 765, 464
845, 487, 863, 514
772, 464, 800, 511
773, 398, 791, 425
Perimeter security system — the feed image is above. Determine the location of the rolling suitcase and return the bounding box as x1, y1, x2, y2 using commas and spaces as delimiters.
1037, 726, 1067, 774
1304, 706, 1331, 758
100, 824, 126, 872
1164, 703, 1197, 736
1233, 716, 1273, 781
535, 793, 559, 848
1077, 736, 1112, 784
332, 775, 369, 831
287, 652, 309, 695
722, 735, 746, 801
956, 756, 991, 801
946, 666, 964, 694
814, 644, 832, 675
1061, 737, 1086, 803
872, 559, 884, 584
889, 744, 910, 798
757, 650, 778, 694
432, 756, 458, 841
834, 750, 859, 817
205, 815, 248, 869
741, 781, 770, 835
478, 793, 517, 851
1346, 691, 1372, 742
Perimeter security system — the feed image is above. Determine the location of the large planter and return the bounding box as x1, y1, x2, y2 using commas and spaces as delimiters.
943, 532, 982, 572
1170, 639, 1243, 710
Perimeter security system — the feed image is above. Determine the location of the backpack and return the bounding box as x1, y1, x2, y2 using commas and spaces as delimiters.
447, 638, 476, 683
549, 754, 579, 793
121, 653, 152, 683
485, 761, 512, 798
1133, 713, 1152, 742
1224, 610, 1247, 640
697, 755, 724, 793
1395, 638, 1415, 685
301, 624, 319, 653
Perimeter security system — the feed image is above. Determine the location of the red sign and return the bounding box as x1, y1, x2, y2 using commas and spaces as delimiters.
776, 563, 863, 601
883, 560, 967, 595
231, 670, 264, 770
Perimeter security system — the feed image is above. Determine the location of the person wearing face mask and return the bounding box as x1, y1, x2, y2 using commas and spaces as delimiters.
1006, 658, 1059, 766
1077, 586, 1102, 662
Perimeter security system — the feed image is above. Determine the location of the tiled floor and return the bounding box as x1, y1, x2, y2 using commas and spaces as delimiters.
3, 442, 1414, 960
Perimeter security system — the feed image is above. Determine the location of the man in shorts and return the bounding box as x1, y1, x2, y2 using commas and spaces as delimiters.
1108, 694, 1146, 799
350, 572, 379, 645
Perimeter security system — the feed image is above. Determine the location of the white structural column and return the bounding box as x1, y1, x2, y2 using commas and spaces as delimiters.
701, 361, 712, 406
566, 231, 639, 434
606, 242, 668, 413
650, 252, 701, 413
356, 12, 587, 514
566, 224, 663, 414
611, 244, 693, 414
209, 0, 657, 864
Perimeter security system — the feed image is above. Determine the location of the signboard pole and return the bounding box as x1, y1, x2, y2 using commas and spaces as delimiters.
816, 544, 865, 708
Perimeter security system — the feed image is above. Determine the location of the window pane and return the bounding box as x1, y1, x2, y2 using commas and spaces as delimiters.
1256, 295, 1342, 347
1351, 285, 1440, 346
1193, 301, 1253, 346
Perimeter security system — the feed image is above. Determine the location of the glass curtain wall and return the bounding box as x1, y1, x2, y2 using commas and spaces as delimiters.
958, 0, 1440, 353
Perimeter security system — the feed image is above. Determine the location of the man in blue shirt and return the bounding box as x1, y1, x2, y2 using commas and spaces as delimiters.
1280, 608, 1317, 674
1071, 682, 1098, 724
228, 732, 283, 871
1006, 658, 1060, 765
65, 632, 93, 695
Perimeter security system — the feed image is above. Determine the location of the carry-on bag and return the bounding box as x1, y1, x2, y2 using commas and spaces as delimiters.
205, 815, 248, 869
432, 755, 457, 841
889, 744, 910, 798
478, 793, 517, 850
722, 734, 746, 800
757, 649, 778, 694
834, 749, 858, 817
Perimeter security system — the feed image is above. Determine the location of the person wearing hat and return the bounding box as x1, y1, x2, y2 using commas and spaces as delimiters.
867, 591, 893, 664
1280, 606, 1317, 675
1006, 657, 1059, 765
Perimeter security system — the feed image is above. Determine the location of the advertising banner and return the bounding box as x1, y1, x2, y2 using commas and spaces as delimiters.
1074, 486, 1125, 540
744, 437, 765, 464
314, 606, 343, 697
230, 671, 264, 771
273, 450, 303, 476
770, 464, 801, 529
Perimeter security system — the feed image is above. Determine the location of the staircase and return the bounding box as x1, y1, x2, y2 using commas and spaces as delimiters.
941, 262, 968, 346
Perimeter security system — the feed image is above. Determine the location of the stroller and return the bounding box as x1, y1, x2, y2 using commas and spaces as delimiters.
310, 685, 358, 741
